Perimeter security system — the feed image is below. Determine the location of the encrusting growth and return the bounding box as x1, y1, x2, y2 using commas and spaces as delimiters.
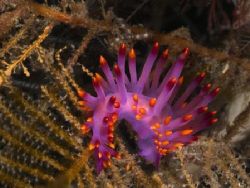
78, 42, 220, 173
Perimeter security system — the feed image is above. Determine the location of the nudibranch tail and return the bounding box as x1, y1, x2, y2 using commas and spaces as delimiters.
78, 42, 219, 173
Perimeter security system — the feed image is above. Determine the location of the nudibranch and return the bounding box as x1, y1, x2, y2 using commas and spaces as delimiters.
78, 42, 219, 173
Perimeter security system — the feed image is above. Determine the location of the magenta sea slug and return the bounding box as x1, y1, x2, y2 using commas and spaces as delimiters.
78, 42, 220, 173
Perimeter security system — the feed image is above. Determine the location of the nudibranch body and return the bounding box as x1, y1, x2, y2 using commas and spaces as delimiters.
78, 42, 219, 173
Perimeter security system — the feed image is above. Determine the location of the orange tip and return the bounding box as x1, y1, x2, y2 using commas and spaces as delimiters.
182, 114, 193, 122
129, 48, 136, 59
164, 116, 172, 125
149, 98, 157, 107
165, 130, 172, 136
99, 55, 107, 66
181, 129, 193, 136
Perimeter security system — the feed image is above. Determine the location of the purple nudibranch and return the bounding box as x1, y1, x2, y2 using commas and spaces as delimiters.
78, 42, 220, 173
